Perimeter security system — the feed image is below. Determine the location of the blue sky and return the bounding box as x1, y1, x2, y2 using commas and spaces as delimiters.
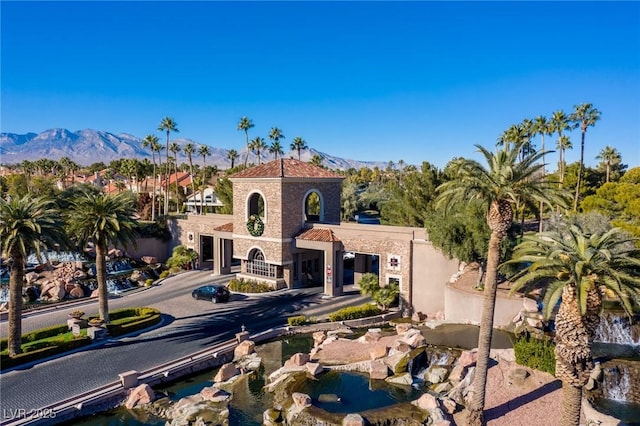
2, 1, 639, 169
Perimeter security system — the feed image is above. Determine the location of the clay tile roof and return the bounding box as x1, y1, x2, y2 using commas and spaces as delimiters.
214, 222, 233, 232
296, 228, 341, 243
231, 158, 343, 179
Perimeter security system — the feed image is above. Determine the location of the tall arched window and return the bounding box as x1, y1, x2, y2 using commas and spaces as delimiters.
248, 192, 265, 218
304, 190, 323, 222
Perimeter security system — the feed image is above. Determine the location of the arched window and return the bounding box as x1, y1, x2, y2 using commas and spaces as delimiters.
246, 248, 280, 278
304, 190, 323, 222
247, 192, 265, 218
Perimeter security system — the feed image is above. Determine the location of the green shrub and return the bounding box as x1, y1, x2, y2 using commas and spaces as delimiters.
328, 304, 382, 322
358, 273, 399, 311
1, 336, 91, 371
288, 316, 308, 326
106, 314, 161, 337
145, 278, 154, 287
513, 336, 556, 375
0, 324, 72, 350
228, 278, 274, 293
159, 270, 170, 279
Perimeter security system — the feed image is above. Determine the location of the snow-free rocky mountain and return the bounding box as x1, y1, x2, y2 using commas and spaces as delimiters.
0, 128, 385, 170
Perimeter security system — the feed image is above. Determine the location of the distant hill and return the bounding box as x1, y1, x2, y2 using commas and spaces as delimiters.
0, 128, 386, 170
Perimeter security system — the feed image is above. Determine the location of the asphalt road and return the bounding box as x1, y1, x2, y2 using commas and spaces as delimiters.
0, 271, 367, 417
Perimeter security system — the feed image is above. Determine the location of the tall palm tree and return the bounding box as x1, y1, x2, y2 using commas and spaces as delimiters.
237, 116, 254, 167
507, 225, 640, 426
0, 196, 67, 356
434, 142, 567, 425
65, 190, 138, 324
269, 140, 284, 160
570, 103, 601, 211
519, 118, 536, 160
290, 136, 308, 160
158, 116, 179, 216
556, 135, 573, 187
596, 145, 622, 183
250, 137, 267, 165
169, 142, 182, 213
58, 156, 72, 189
184, 143, 197, 212
551, 110, 573, 187
198, 145, 211, 214
268, 127, 285, 152
310, 153, 325, 167
227, 149, 239, 169
534, 115, 552, 232
141, 134, 162, 221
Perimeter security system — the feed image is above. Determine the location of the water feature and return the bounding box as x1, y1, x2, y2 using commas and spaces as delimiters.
298, 370, 423, 413
595, 313, 640, 346
26, 251, 86, 267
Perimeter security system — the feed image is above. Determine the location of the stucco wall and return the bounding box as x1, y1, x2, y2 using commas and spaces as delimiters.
444, 283, 525, 327
411, 240, 459, 316
123, 238, 170, 263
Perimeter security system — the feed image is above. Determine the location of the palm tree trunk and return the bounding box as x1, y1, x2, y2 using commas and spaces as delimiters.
189, 158, 196, 214
95, 243, 110, 323
200, 157, 206, 214
561, 384, 582, 426
243, 131, 250, 167
606, 163, 610, 183
164, 132, 170, 216
539, 135, 546, 233
151, 159, 157, 221
573, 131, 586, 211
8, 253, 25, 357
174, 156, 180, 213
468, 228, 504, 426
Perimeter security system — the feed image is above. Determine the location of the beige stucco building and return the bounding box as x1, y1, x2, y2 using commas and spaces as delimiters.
171, 158, 459, 317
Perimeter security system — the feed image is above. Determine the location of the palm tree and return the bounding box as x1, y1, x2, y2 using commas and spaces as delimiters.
227, 149, 239, 169
198, 145, 211, 214
169, 142, 182, 213
290, 136, 308, 160
556, 135, 573, 187
534, 115, 552, 232
434, 142, 567, 425
570, 103, 601, 211
65, 190, 138, 324
550, 110, 573, 187
507, 225, 640, 426
184, 143, 197, 212
237, 116, 254, 167
250, 137, 267, 165
268, 127, 285, 158
59, 156, 72, 189
158, 116, 179, 216
310, 153, 325, 167
596, 145, 622, 183
269, 140, 284, 160
0, 196, 67, 356
141, 134, 162, 221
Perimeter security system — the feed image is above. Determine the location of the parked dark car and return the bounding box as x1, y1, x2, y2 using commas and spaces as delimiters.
191, 285, 231, 303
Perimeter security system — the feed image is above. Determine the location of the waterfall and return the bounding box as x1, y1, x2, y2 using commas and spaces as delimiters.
603, 366, 631, 402
429, 352, 451, 367
596, 314, 640, 346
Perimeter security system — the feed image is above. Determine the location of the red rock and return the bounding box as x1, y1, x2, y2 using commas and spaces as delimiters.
291, 392, 311, 409
234, 340, 255, 359
369, 359, 389, 380
124, 384, 155, 409
284, 352, 309, 367
369, 345, 388, 360
458, 349, 478, 367
412, 393, 439, 411
214, 363, 239, 382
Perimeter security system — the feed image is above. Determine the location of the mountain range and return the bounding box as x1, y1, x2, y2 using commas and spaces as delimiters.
0, 129, 386, 170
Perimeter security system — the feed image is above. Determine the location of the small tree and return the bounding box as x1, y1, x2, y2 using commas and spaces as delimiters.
358, 273, 399, 311
166, 245, 198, 271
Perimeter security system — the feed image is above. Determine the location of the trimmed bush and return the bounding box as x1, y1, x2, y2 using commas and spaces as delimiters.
288, 315, 308, 326
228, 278, 274, 293
513, 336, 556, 375
1, 336, 91, 371
328, 304, 382, 322
159, 270, 170, 279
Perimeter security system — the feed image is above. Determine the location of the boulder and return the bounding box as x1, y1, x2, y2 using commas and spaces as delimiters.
236, 352, 262, 372
411, 311, 427, 322
401, 330, 427, 348
25, 272, 40, 284
370, 359, 390, 380
412, 393, 439, 411
448, 364, 467, 383
200, 386, 230, 402
234, 340, 256, 359
306, 362, 324, 376
263, 408, 282, 426
141, 256, 158, 265
384, 352, 408, 373
369, 345, 388, 360
214, 363, 239, 383
390, 340, 412, 355
285, 352, 310, 367
440, 397, 458, 414
386, 373, 413, 386
69, 285, 85, 299
313, 330, 327, 347
291, 392, 311, 409
90, 289, 99, 298
395, 323, 413, 334
342, 413, 365, 426
425, 366, 449, 384
361, 328, 382, 342
507, 367, 530, 386
125, 383, 155, 409
432, 382, 453, 394
458, 349, 478, 368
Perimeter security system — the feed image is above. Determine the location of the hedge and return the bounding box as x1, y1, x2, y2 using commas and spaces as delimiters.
228, 278, 274, 293
0, 324, 69, 351
513, 336, 556, 375
287, 316, 308, 326
1, 336, 91, 370
328, 304, 382, 322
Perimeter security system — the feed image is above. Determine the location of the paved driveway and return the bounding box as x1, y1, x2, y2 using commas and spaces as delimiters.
0, 271, 364, 417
